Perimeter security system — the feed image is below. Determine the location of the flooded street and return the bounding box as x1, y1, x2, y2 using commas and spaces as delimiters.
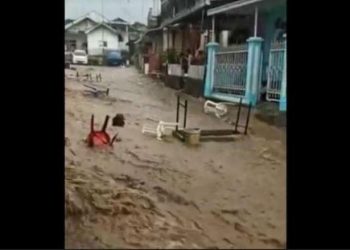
65, 65, 286, 249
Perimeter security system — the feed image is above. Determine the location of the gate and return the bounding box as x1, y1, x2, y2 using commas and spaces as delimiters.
213, 45, 248, 97
266, 41, 286, 101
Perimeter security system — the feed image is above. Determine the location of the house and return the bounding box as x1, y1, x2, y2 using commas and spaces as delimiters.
65, 19, 74, 25
135, 0, 286, 114
204, 0, 287, 111
128, 22, 148, 65
129, 22, 147, 42
109, 17, 130, 49
148, 0, 161, 28
65, 11, 129, 57
137, 0, 232, 96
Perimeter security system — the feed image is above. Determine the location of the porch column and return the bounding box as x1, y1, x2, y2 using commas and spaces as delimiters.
211, 16, 216, 42
204, 42, 219, 97
279, 35, 287, 111
169, 30, 174, 49
254, 6, 258, 37
163, 27, 168, 52
245, 37, 264, 105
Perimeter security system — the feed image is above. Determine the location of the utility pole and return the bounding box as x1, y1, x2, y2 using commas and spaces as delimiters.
101, 0, 105, 55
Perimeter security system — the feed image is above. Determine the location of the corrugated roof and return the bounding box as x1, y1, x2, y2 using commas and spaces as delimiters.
65, 11, 112, 30
85, 23, 121, 35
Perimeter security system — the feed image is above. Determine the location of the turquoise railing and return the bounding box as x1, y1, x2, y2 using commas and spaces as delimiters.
266, 40, 286, 102
279, 35, 287, 112
204, 37, 264, 106
213, 45, 248, 97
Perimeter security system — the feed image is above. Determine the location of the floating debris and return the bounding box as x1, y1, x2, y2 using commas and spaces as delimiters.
112, 114, 125, 127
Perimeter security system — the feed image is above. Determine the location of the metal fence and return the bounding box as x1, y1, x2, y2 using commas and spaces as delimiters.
213, 44, 248, 97
266, 41, 286, 102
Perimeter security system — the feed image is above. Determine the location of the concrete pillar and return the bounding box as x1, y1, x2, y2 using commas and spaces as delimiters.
169, 30, 174, 49
279, 35, 287, 111
163, 28, 168, 52
245, 37, 264, 106
211, 16, 216, 42
204, 42, 219, 97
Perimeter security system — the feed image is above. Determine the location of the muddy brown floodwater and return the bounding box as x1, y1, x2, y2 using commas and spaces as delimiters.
65, 65, 286, 249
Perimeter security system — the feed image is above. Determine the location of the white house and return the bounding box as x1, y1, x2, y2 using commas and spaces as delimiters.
65, 11, 129, 56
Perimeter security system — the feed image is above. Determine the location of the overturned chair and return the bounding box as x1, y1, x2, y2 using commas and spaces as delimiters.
83, 84, 109, 97
86, 115, 118, 147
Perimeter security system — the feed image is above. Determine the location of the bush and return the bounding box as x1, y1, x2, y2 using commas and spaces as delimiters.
166, 49, 180, 64
88, 57, 103, 66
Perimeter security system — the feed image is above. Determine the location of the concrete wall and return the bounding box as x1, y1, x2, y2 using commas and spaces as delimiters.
173, 30, 183, 51
182, 25, 201, 53
87, 27, 119, 55
152, 32, 163, 54
148, 53, 161, 74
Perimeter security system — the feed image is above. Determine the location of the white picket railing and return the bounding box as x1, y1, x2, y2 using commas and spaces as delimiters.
266, 41, 286, 102
187, 65, 205, 80
168, 64, 183, 76
213, 44, 248, 97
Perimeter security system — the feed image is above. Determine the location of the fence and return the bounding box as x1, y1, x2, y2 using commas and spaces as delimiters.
266, 41, 286, 102
168, 64, 183, 76
187, 65, 205, 80
212, 44, 249, 97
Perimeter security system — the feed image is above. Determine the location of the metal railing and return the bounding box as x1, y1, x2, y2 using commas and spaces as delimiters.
213, 44, 248, 97
266, 41, 286, 102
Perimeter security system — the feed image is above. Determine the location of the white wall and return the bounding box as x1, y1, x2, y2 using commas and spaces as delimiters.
174, 30, 183, 51
119, 31, 129, 51
87, 27, 119, 55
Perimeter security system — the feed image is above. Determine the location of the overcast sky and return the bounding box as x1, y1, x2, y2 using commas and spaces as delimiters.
65, 0, 153, 24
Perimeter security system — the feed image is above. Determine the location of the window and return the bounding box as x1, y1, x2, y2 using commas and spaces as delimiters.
99, 41, 108, 47
66, 40, 76, 51
118, 35, 124, 42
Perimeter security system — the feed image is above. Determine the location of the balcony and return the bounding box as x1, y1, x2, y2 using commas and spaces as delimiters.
161, 0, 209, 26
147, 8, 161, 28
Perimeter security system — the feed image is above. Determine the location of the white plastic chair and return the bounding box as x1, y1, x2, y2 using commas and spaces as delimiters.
142, 121, 181, 141
204, 100, 228, 118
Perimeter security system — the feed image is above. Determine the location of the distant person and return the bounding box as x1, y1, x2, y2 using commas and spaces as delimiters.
274, 18, 286, 42
180, 52, 189, 75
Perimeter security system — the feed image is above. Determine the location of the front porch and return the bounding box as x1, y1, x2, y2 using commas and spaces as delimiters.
65, 31, 88, 52
205, 0, 286, 111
